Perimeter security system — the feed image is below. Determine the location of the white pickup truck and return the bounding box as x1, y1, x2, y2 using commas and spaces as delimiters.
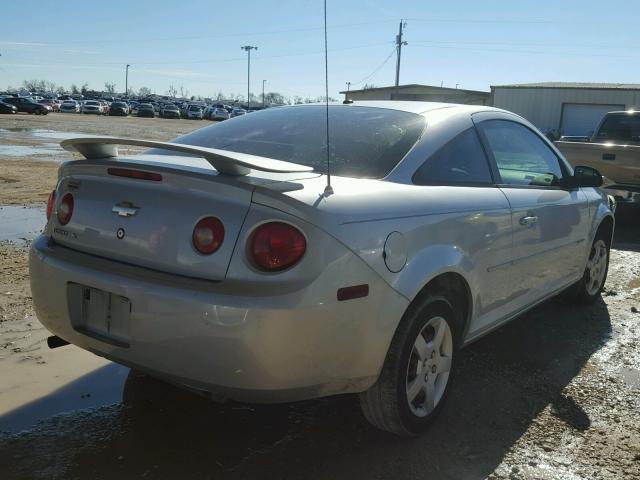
555, 111, 640, 202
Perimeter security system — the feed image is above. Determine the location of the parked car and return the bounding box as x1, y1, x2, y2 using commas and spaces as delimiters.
127, 100, 139, 113
39, 99, 60, 112
82, 100, 105, 115
137, 103, 155, 117
31, 102, 614, 436
60, 100, 80, 113
186, 104, 204, 120
230, 107, 246, 117
555, 110, 640, 203
0, 100, 18, 114
210, 107, 230, 121
160, 104, 181, 119
3, 96, 49, 114
108, 102, 129, 116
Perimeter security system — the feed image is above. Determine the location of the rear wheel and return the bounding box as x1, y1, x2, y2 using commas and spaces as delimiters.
567, 232, 610, 304
359, 295, 458, 436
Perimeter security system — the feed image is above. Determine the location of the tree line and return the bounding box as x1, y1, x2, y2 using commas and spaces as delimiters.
5, 79, 337, 105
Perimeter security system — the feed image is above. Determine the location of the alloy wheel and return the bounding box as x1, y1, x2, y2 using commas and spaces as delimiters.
405, 316, 453, 417
586, 239, 608, 296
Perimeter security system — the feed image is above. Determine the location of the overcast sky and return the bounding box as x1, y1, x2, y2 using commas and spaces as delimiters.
1, 0, 638, 99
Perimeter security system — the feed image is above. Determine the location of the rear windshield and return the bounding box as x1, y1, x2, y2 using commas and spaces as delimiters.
594, 113, 640, 142
152, 105, 425, 178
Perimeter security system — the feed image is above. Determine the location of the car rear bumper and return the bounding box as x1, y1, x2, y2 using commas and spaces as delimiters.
29, 235, 408, 402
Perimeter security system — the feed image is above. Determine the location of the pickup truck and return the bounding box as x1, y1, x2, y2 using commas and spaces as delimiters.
555, 111, 640, 202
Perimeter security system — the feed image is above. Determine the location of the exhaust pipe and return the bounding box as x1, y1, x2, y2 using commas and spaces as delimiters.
47, 335, 70, 349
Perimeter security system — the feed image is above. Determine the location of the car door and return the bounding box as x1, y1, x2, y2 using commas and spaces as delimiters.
411, 125, 515, 334
474, 114, 590, 310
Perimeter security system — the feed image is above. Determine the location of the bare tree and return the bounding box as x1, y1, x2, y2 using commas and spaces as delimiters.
137, 86, 152, 97
104, 82, 116, 94
166, 85, 177, 97
70, 84, 80, 94
45, 80, 58, 93
264, 92, 289, 105
23, 79, 46, 92
80, 82, 89, 95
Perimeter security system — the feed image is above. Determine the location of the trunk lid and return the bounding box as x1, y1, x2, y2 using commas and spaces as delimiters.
51, 155, 317, 281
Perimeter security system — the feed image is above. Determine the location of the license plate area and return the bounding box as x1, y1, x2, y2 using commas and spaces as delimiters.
67, 283, 131, 347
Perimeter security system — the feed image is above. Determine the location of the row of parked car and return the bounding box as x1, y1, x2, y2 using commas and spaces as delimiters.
0, 94, 251, 121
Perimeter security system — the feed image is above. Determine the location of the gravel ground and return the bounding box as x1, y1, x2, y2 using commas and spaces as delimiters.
0, 114, 638, 480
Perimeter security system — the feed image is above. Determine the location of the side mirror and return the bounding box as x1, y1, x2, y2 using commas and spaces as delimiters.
569, 166, 603, 188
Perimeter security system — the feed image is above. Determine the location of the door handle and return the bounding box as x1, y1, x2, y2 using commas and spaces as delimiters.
519, 215, 538, 226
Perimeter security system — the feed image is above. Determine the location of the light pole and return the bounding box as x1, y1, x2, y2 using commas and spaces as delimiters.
346, 81, 351, 91
125, 64, 130, 98
262, 79, 266, 108
240, 46, 257, 110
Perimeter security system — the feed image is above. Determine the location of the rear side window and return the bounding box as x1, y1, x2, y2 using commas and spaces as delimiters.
150, 105, 426, 179
413, 128, 493, 186
594, 113, 640, 142
479, 120, 565, 187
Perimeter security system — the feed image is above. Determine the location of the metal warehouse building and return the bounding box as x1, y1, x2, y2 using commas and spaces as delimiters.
341, 84, 491, 105
491, 82, 640, 138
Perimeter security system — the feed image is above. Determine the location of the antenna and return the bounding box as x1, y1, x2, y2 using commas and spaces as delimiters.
323, 0, 333, 195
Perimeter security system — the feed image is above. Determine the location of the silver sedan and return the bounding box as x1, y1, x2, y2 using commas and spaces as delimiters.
30, 101, 614, 435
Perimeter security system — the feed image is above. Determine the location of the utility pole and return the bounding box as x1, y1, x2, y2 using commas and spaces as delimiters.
394, 20, 407, 92
262, 79, 266, 108
125, 64, 130, 98
241, 46, 257, 110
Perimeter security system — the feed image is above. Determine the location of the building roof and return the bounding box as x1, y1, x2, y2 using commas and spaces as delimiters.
492, 82, 640, 90
340, 83, 489, 95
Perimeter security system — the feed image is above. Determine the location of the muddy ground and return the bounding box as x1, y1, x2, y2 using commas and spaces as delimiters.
0, 114, 639, 480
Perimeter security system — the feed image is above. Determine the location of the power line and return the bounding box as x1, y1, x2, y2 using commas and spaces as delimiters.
6, 42, 394, 67
4, 20, 397, 46
410, 43, 640, 60
410, 39, 640, 51
351, 47, 397, 85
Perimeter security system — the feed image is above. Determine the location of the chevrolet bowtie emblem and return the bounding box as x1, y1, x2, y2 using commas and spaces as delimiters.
112, 202, 139, 217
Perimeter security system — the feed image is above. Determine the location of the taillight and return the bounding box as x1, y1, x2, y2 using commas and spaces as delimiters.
192, 217, 224, 254
250, 222, 306, 271
108, 168, 162, 181
57, 193, 74, 225
46, 190, 56, 221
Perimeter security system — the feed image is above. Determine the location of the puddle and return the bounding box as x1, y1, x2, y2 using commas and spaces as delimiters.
0, 205, 46, 244
0, 128, 86, 140
0, 144, 61, 157
29, 129, 86, 140
619, 367, 640, 387
0, 363, 130, 434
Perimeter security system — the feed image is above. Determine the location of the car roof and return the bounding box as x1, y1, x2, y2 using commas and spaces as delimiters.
289, 100, 508, 117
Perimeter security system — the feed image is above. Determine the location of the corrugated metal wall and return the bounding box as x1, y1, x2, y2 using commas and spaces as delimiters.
345, 86, 490, 105
492, 87, 640, 134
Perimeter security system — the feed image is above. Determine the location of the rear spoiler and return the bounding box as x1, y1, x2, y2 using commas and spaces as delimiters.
60, 137, 314, 176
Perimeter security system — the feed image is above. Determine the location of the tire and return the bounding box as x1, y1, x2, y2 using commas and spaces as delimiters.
567, 230, 610, 304
359, 294, 459, 436
34, 109, 40, 115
